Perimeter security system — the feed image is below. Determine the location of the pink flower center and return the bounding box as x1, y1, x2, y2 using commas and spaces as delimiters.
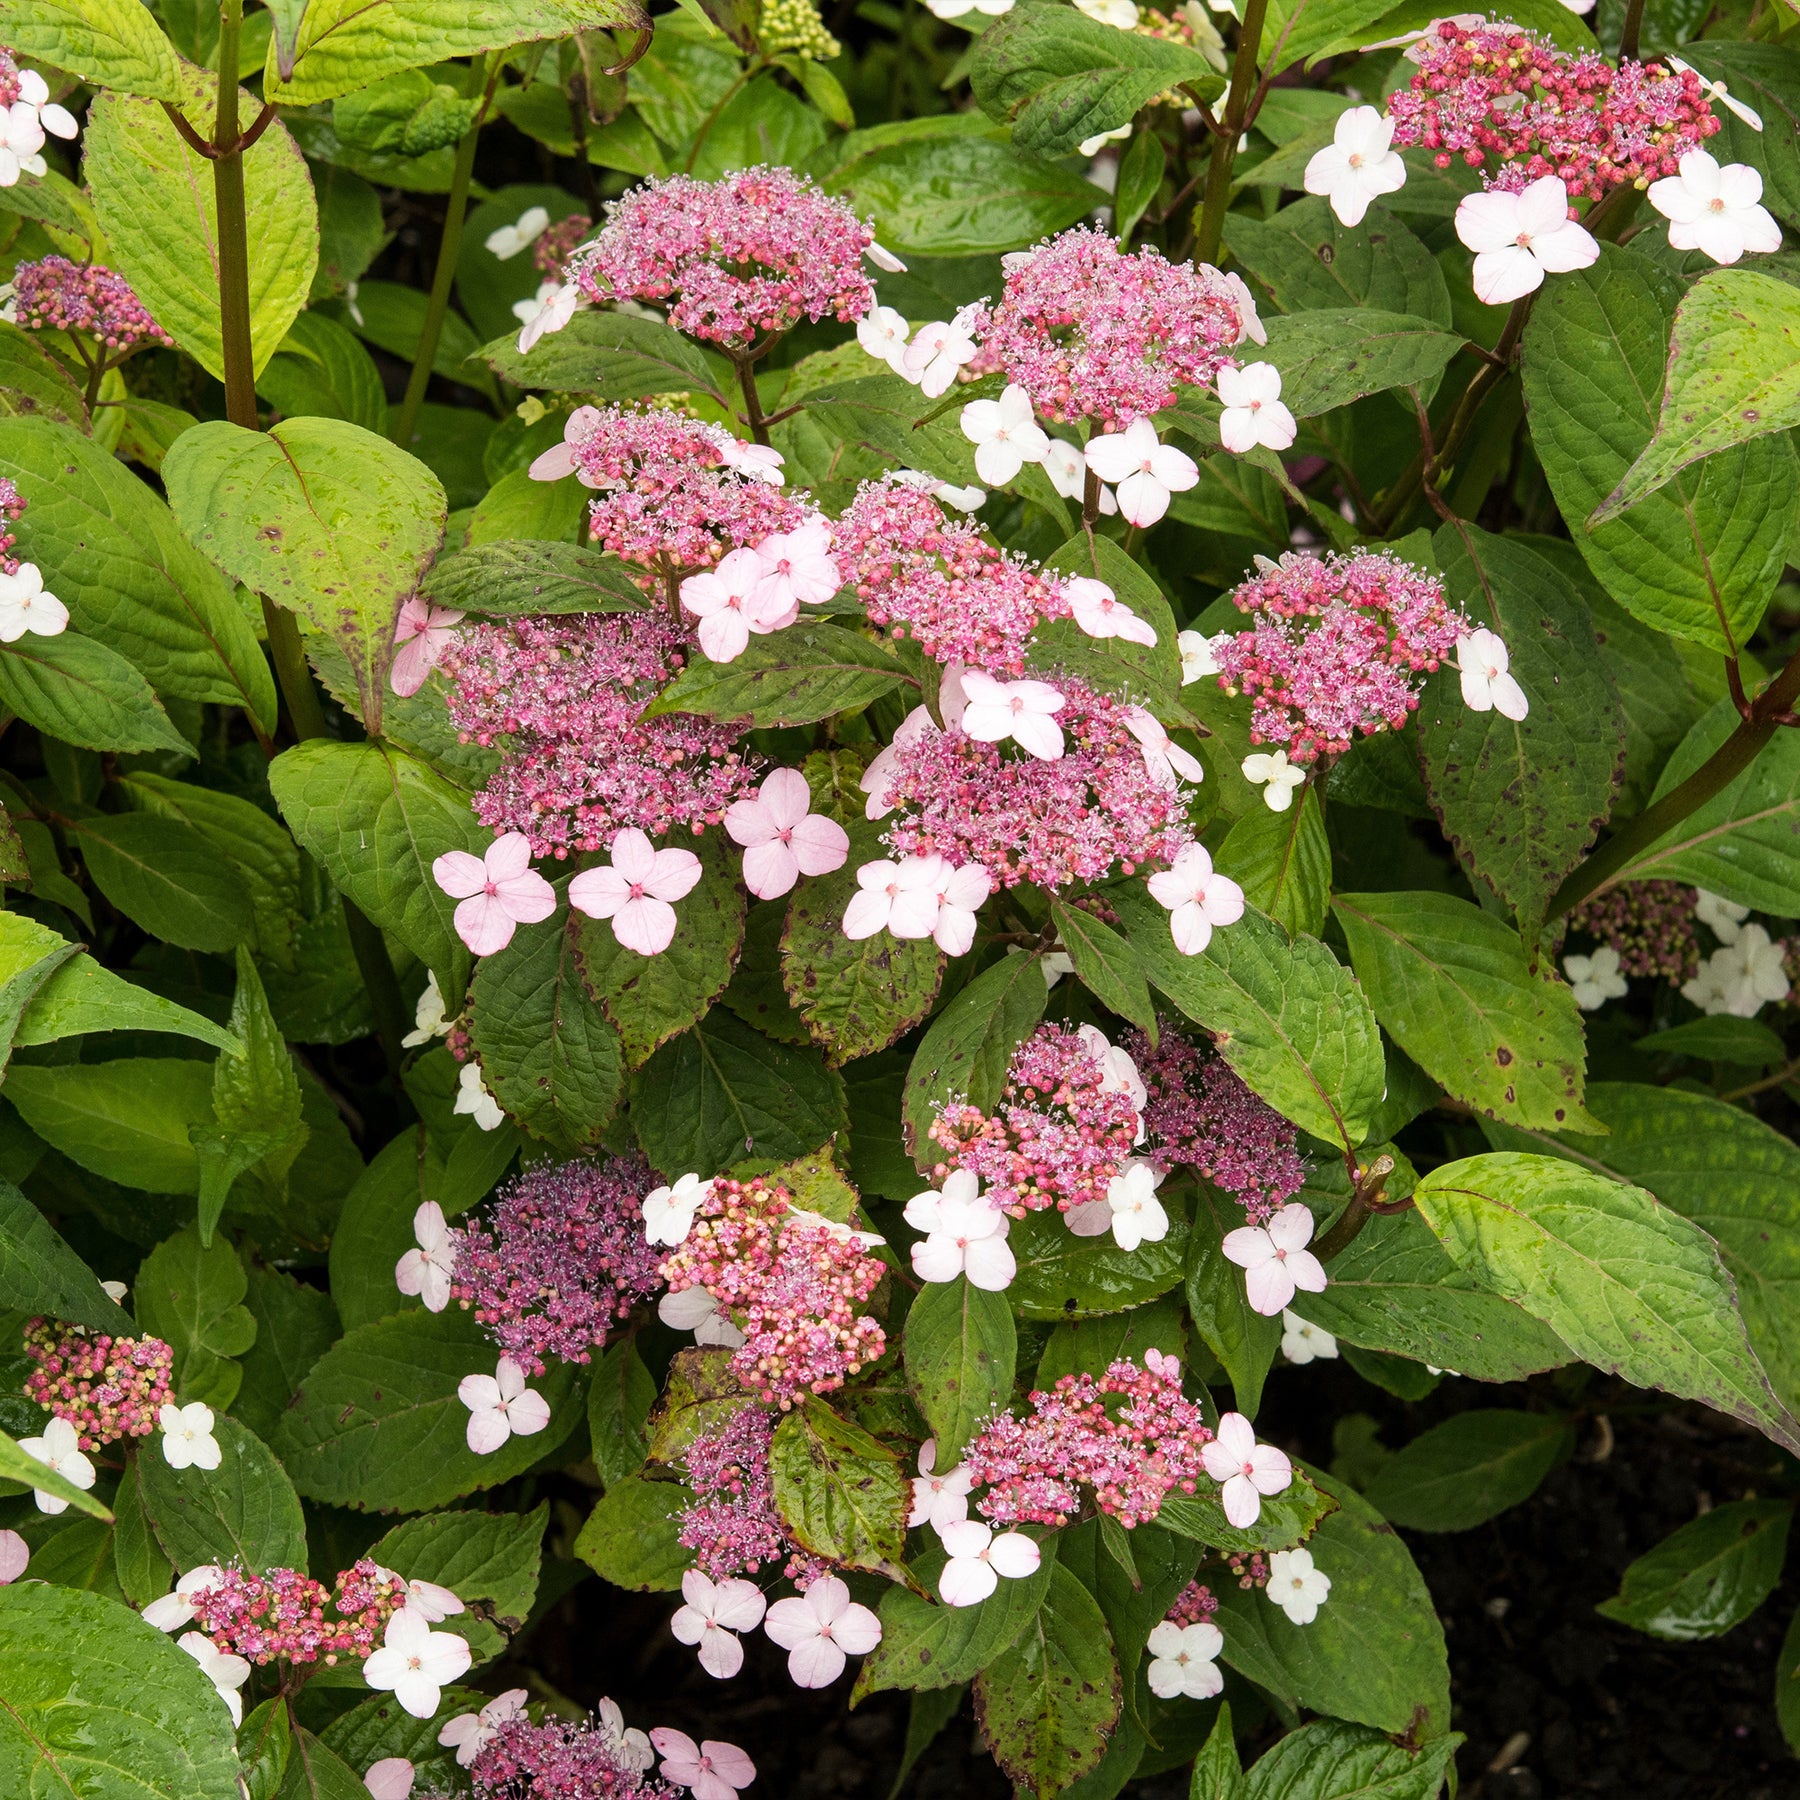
776, 826, 794, 843
628, 881, 646, 900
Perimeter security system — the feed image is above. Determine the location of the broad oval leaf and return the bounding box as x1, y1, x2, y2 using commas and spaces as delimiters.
1363, 1409, 1572, 1532
137, 1413, 308, 1574
1596, 1499, 1792, 1642
770, 1396, 909, 1573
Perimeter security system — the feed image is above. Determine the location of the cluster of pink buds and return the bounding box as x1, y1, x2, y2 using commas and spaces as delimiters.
930, 1022, 1143, 1217
439, 610, 757, 858
1387, 21, 1719, 201
448, 1154, 667, 1374
830, 479, 1077, 674
22, 1317, 173, 1450
0, 476, 24, 575
874, 675, 1193, 891
533, 213, 592, 281
677, 1404, 827, 1586
530, 404, 804, 583
656, 1178, 887, 1408
962, 227, 1254, 428
184, 1560, 408, 1666
1210, 550, 1468, 765
964, 1352, 1212, 1529
5, 256, 173, 354
471, 1708, 750, 1800
1165, 1580, 1220, 1627
570, 166, 879, 347
1565, 879, 1700, 981
1122, 1025, 1306, 1222
1225, 1549, 1270, 1590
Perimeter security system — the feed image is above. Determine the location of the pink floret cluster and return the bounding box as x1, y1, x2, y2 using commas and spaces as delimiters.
1211, 550, 1466, 766
0, 476, 24, 575
185, 1560, 407, 1666
534, 213, 592, 281
677, 1404, 827, 1586
449, 1154, 666, 1374
965, 1353, 1211, 1529
1165, 1580, 1220, 1626
470, 1712, 679, 1800
571, 166, 876, 347
880, 678, 1191, 890
22, 1318, 173, 1450
440, 610, 756, 859
1387, 20, 1719, 201
930, 1022, 1142, 1217
0, 45, 20, 108
964, 228, 1248, 427
8, 257, 173, 354
832, 479, 1071, 674
656, 1177, 887, 1409
1123, 1025, 1305, 1222
1566, 879, 1700, 981
563, 406, 806, 580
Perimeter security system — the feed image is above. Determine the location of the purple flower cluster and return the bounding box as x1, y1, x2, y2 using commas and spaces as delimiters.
8, 256, 172, 353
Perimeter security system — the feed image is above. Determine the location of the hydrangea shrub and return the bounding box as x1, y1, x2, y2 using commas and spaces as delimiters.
0, 0, 1798, 1793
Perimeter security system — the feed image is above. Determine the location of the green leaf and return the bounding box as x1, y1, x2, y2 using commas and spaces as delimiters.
1412, 1152, 1800, 1455
573, 1473, 691, 1591
1048, 897, 1155, 1033
571, 831, 746, 1069
1214, 1466, 1450, 1738
1596, 1500, 1792, 1642
797, 373, 982, 491
0, 1584, 242, 1798
904, 1276, 1017, 1466
1609, 699, 1800, 914
1190, 1703, 1244, 1800
770, 1395, 909, 1573
782, 819, 944, 1065
1116, 891, 1383, 1151
1186, 1186, 1281, 1417
0, 417, 274, 728
0, 0, 182, 99
256, 310, 388, 433
1038, 532, 1184, 705
5, 1058, 215, 1196
1332, 890, 1597, 1132
1295, 1209, 1571, 1382
268, 739, 486, 989
86, 88, 317, 382
1009, 1200, 1188, 1321
113, 1463, 172, 1603
969, 6, 1224, 159
647, 621, 910, 729
137, 1413, 307, 1573
823, 118, 1104, 256
239, 1699, 292, 1800
1363, 1409, 1572, 1532
1224, 198, 1450, 324
1112, 128, 1164, 243
588, 1338, 657, 1486
275, 1729, 367, 1800
480, 307, 721, 400
273, 1308, 580, 1512
630, 1008, 849, 1177
974, 1561, 1121, 1800
0, 630, 193, 755
0, 323, 86, 427
14, 945, 239, 1056
1035, 1295, 1185, 1389
1259, 0, 1398, 70
266, 0, 647, 102
1599, 269, 1800, 526
334, 67, 480, 155
70, 812, 254, 953
1216, 787, 1330, 940
1634, 1015, 1786, 1066
234, 1266, 341, 1445
422, 538, 649, 615
856, 1543, 1057, 1697
471, 903, 624, 1154
1521, 247, 1795, 657
315, 1688, 482, 1793
0, 1177, 134, 1333
135, 1226, 258, 1409
163, 416, 446, 730
1242, 1721, 1462, 1800
1778, 1596, 1800, 1755
1417, 523, 1623, 935
902, 950, 1048, 1166
0, 1422, 115, 1520
366, 1502, 546, 1628
1478, 1081, 1800, 1419
1264, 309, 1462, 418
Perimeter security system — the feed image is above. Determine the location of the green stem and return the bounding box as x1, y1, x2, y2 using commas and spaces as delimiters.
393, 54, 497, 451
1190, 0, 1271, 268
733, 354, 770, 446
80, 350, 106, 414
1547, 644, 1800, 921
1618, 0, 1647, 59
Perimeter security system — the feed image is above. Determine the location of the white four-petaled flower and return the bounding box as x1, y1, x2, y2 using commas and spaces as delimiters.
1145, 1620, 1225, 1699
1455, 175, 1599, 306
514, 281, 582, 353
902, 317, 980, 397
1199, 1411, 1294, 1528
1146, 843, 1246, 957
453, 1061, 505, 1131
178, 1631, 251, 1725
402, 971, 451, 1049
658, 1284, 747, 1348
159, 1401, 222, 1472
937, 1519, 1041, 1607
1564, 945, 1628, 1011
1456, 628, 1529, 720
16, 1415, 94, 1513
486, 205, 551, 259
1083, 419, 1199, 528
905, 1169, 1016, 1290
643, 1172, 715, 1246
960, 383, 1050, 486
1222, 1203, 1327, 1316
1178, 628, 1223, 684
842, 856, 941, 942
1105, 1160, 1169, 1253
396, 1199, 456, 1311
670, 1569, 767, 1679
958, 670, 1067, 760
858, 304, 910, 371
362, 1607, 474, 1719
1217, 362, 1297, 455
568, 829, 704, 958
143, 1564, 224, 1631
1303, 105, 1408, 227
909, 1437, 974, 1531
458, 1356, 551, 1454
1267, 1546, 1332, 1624
764, 1575, 882, 1688
0, 563, 69, 642
724, 768, 850, 901
432, 833, 557, 958
1280, 1311, 1339, 1365
1648, 148, 1781, 266
439, 1688, 530, 1767
1242, 748, 1308, 812
1066, 576, 1157, 645
1124, 706, 1204, 791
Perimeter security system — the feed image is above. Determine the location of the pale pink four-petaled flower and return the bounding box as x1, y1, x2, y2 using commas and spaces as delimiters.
1147, 844, 1245, 957
905, 1169, 1016, 1290
1199, 1411, 1294, 1528
1222, 1203, 1328, 1316
1083, 419, 1199, 528
390, 596, 465, 697
671, 1569, 767, 1679
569, 828, 704, 957
724, 768, 850, 900
362, 1607, 473, 1719
909, 1437, 974, 1531
1454, 175, 1599, 306
679, 547, 793, 664
395, 1199, 455, 1312
1217, 363, 1297, 456
763, 1575, 882, 1687
938, 1519, 1042, 1608
843, 854, 990, 952
959, 670, 1066, 760
432, 833, 557, 957
457, 1355, 552, 1454
650, 1729, 757, 1800
438, 1688, 530, 1767
1065, 576, 1157, 646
